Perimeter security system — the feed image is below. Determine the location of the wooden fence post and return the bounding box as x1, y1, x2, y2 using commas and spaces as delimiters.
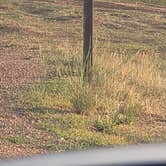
83, 0, 93, 84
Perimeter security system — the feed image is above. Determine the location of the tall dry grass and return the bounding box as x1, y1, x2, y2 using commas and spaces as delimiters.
14, 40, 165, 125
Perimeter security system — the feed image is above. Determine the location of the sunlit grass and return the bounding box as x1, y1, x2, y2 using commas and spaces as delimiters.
1, 0, 166, 151
13, 40, 165, 149
128, 0, 166, 6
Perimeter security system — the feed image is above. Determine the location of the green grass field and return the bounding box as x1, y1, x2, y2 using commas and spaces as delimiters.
0, 0, 166, 157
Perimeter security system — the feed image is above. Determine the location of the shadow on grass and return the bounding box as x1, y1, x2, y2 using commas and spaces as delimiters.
14, 106, 73, 114
0, 25, 21, 34
47, 16, 81, 22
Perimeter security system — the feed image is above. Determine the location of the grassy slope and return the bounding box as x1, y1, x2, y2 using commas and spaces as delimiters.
0, 0, 166, 157
128, 0, 166, 6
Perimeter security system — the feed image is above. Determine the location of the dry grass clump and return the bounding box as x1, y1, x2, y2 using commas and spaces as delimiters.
13, 44, 165, 149
14, 41, 165, 126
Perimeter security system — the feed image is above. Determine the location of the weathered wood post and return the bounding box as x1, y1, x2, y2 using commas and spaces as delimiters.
83, 0, 93, 84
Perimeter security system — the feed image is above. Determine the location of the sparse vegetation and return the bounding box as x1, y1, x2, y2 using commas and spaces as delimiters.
128, 0, 166, 6
0, 0, 166, 159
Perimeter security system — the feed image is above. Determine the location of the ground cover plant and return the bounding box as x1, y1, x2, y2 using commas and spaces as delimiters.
0, 0, 166, 159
